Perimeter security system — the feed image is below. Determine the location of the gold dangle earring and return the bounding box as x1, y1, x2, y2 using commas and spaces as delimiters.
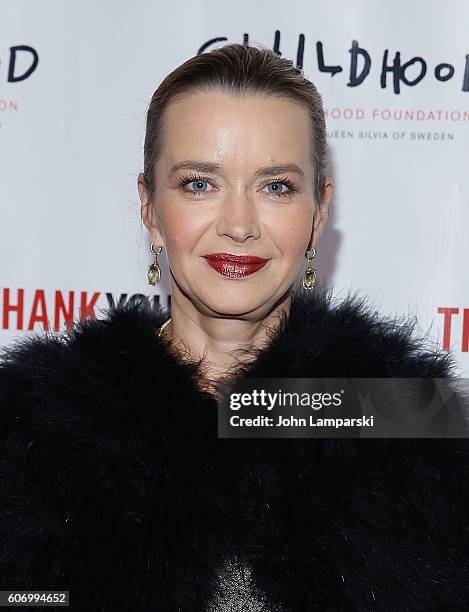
148, 242, 163, 286
302, 247, 317, 291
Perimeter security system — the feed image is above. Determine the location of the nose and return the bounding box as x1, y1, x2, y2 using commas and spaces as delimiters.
215, 190, 261, 243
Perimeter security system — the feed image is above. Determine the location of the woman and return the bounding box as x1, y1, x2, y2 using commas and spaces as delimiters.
0, 43, 468, 611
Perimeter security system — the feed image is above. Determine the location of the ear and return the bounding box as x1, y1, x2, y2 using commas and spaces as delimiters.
137, 172, 164, 245
308, 176, 333, 249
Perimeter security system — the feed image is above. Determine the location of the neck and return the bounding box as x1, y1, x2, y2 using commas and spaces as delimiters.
161, 287, 293, 389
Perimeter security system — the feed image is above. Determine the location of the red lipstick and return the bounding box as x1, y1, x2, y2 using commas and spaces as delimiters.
202, 252, 269, 278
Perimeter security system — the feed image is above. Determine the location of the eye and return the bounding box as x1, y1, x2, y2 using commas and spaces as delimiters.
264, 177, 297, 198
178, 174, 214, 196
177, 174, 298, 199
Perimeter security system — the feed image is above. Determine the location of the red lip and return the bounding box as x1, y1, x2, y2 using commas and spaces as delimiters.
202, 253, 269, 278
203, 252, 268, 264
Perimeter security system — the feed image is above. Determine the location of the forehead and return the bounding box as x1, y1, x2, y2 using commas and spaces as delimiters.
159, 89, 312, 170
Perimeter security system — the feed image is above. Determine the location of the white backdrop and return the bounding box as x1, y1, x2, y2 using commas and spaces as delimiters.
0, 0, 468, 375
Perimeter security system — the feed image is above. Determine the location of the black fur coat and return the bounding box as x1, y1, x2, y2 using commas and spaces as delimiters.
0, 286, 468, 611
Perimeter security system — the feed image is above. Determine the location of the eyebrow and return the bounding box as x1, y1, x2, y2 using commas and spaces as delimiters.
168, 160, 305, 178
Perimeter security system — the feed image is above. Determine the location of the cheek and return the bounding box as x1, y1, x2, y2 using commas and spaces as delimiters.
160, 203, 205, 252
268, 206, 314, 257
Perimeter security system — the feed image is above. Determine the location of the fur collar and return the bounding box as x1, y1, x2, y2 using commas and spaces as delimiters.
0, 284, 467, 610
76, 281, 456, 385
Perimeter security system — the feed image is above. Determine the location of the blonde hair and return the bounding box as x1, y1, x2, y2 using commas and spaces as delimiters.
143, 42, 328, 206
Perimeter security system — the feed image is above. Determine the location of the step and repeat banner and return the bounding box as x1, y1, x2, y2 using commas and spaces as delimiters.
0, 1, 468, 374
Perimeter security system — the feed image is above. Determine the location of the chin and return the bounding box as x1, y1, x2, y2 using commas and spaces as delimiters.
201, 295, 263, 317
204, 291, 283, 318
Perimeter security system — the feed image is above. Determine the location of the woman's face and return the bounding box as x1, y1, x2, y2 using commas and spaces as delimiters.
139, 89, 332, 319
